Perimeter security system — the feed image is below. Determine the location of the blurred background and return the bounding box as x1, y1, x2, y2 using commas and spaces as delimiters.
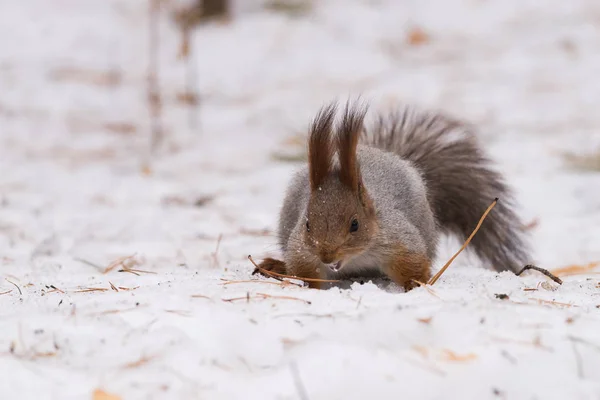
1, 0, 599, 276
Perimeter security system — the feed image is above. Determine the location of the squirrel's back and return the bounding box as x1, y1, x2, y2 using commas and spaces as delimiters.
363, 105, 531, 272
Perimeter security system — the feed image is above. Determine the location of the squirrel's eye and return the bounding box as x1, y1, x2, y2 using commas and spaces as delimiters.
306, 221, 310, 232
350, 219, 359, 232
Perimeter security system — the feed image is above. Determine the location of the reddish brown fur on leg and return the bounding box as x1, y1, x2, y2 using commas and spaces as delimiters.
252, 257, 287, 276
253, 257, 324, 289
383, 248, 432, 291
288, 258, 324, 289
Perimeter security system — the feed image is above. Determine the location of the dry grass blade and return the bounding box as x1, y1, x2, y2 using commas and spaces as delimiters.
118, 286, 139, 291
123, 354, 156, 369
191, 294, 211, 299
164, 309, 192, 316
248, 255, 340, 284
118, 269, 140, 276
5, 278, 22, 295
440, 349, 477, 362
222, 293, 311, 304
411, 279, 441, 299
529, 297, 577, 308
104, 254, 137, 274
93, 388, 122, 400
120, 268, 156, 275
75, 287, 109, 293
551, 261, 599, 277
256, 292, 312, 304
47, 285, 65, 294
91, 306, 141, 316
428, 198, 498, 285
0, 290, 12, 295
220, 278, 301, 288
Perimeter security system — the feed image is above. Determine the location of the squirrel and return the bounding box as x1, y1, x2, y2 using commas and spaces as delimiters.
253, 101, 532, 290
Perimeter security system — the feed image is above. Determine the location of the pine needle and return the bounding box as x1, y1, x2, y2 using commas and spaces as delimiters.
428, 198, 498, 285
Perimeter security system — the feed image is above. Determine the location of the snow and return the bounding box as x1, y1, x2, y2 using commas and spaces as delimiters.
1, 0, 600, 399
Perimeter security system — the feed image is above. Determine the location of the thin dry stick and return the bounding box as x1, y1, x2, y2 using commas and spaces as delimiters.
148, 0, 163, 152
248, 255, 340, 284
73, 257, 103, 270
121, 268, 156, 275
221, 292, 310, 304
75, 288, 109, 293
104, 254, 137, 274
411, 280, 441, 299
48, 285, 65, 294
220, 278, 302, 288
256, 292, 312, 304
516, 264, 562, 285
119, 269, 141, 276
529, 298, 576, 308
290, 361, 310, 400
5, 278, 22, 295
570, 337, 584, 379
191, 294, 211, 299
428, 198, 498, 285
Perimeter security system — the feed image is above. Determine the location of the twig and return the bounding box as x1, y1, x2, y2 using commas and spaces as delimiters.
569, 337, 584, 379
428, 198, 498, 285
185, 34, 199, 131
148, 0, 163, 152
123, 354, 156, 369
73, 257, 103, 270
529, 298, 576, 308
222, 293, 311, 304
211, 234, 223, 267
119, 269, 140, 276
567, 335, 600, 352
191, 294, 211, 299
220, 278, 302, 288
104, 254, 137, 274
516, 265, 562, 285
248, 255, 340, 284
75, 288, 109, 293
5, 278, 22, 295
164, 309, 192, 316
48, 285, 65, 294
121, 268, 156, 275
118, 286, 140, 291
256, 292, 311, 304
290, 361, 310, 400
411, 279, 441, 299
222, 296, 251, 303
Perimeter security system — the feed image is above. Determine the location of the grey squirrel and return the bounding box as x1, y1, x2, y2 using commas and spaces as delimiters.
254, 101, 532, 290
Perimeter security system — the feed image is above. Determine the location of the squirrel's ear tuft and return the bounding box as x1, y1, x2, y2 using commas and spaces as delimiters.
308, 103, 337, 190
337, 101, 367, 191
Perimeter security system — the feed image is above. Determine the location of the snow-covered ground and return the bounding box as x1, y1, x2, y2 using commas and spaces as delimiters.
1, 0, 600, 399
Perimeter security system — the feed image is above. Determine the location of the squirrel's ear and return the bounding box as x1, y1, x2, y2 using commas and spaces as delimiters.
337, 102, 367, 192
308, 103, 337, 190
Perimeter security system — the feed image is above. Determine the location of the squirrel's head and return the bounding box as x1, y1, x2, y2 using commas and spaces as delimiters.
303, 103, 378, 272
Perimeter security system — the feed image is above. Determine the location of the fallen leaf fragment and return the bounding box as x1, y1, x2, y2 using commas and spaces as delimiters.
551, 261, 599, 276
440, 349, 478, 362
93, 389, 121, 400
407, 27, 430, 46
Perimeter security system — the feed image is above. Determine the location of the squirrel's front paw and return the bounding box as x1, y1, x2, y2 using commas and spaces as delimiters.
252, 257, 287, 277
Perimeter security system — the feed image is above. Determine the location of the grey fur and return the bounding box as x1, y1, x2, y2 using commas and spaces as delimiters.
277, 103, 531, 280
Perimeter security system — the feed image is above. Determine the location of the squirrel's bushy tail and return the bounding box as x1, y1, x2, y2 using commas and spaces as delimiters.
364, 106, 531, 272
